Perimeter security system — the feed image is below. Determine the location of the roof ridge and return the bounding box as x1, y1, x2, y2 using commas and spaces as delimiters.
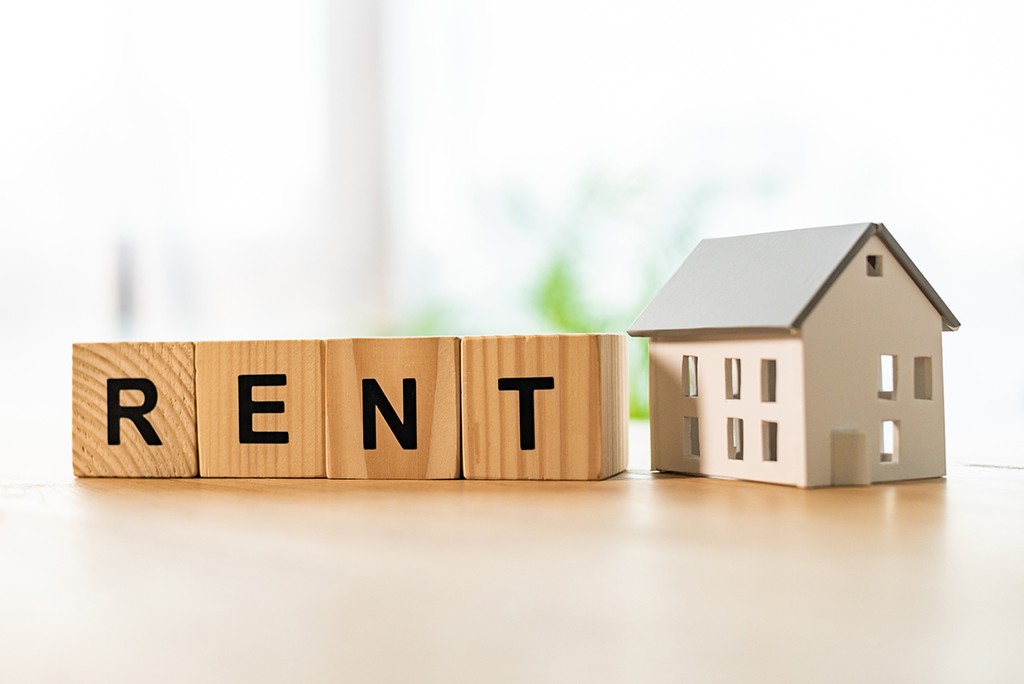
627, 222, 959, 337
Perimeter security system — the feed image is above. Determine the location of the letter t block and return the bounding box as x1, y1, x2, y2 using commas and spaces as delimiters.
460, 334, 629, 480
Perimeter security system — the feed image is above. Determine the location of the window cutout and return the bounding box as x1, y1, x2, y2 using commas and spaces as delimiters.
880, 420, 899, 463
725, 358, 741, 399
866, 254, 883, 277
878, 354, 896, 400
727, 418, 744, 460
914, 357, 932, 400
761, 359, 776, 402
762, 421, 778, 462
682, 355, 698, 397
683, 416, 700, 457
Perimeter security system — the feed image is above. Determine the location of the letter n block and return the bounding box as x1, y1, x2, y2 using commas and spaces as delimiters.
72, 342, 198, 477
460, 334, 629, 480
195, 340, 325, 478
325, 337, 461, 479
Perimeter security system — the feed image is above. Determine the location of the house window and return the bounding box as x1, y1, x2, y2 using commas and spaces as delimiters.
727, 418, 744, 460
878, 354, 896, 400
914, 357, 933, 400
725, 358, 741, 399
866, 254, 883, 277
762, 421, 778, 462
682, 355, 698, 397
683, 416, 700, 457
761, 359, 776, 402
880, 420, 899, 463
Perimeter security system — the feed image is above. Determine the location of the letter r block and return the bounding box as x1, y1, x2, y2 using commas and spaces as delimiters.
325, 337, 461, 479
72, 342, 198, 477
460, 334, 629, 480
195, 340, 325, 477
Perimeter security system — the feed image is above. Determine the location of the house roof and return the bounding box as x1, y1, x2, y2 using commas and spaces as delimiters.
628, 222, 960, 337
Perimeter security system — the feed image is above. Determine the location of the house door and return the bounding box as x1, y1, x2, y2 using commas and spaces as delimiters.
831, 430, 870, 486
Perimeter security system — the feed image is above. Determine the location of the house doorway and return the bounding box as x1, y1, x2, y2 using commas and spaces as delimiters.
831, 430, 870, 486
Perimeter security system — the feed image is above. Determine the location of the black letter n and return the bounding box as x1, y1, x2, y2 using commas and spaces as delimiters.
362, 378, 417, 450
107, 378, 162, 446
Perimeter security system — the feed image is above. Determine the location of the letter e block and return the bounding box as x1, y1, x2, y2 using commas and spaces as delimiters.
196, 340, 325, 477
325, 337, 461, 479
72, 342, 198, 477
461, 334, 629, 480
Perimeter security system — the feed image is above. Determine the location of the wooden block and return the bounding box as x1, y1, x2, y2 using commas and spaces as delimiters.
461, 334, 629, 480
72, 342, 197, 477
196, 340, 325, 478
325, 337, 461, 479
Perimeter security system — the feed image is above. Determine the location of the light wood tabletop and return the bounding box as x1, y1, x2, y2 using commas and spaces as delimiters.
2, 449, 1023, 682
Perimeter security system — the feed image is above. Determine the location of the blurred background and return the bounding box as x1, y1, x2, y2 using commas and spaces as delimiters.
1, 0, 1021, 479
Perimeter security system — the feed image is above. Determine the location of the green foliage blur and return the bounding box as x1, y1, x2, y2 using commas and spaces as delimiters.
384, 171, 776, 418
516, 173, 710, 418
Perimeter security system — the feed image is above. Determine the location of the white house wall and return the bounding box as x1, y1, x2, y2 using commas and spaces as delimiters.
800, 234, 946, 487
649, 335, 807, 486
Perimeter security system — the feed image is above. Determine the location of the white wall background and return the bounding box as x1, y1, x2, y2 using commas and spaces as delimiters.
386, 0, 1024, 468
0, 0, 1020, 477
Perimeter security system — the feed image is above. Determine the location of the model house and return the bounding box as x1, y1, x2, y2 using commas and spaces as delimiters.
628, 222, 959, 487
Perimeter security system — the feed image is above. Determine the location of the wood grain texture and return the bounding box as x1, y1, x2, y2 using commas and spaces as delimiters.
72, 342, 197, 477
196, 340, 325, 478
325, 337, 461, 479
7, 467, 1013, 683
461, 334, 628, 480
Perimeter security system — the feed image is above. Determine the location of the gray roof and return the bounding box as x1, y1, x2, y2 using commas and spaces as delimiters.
628, 222, 960, 337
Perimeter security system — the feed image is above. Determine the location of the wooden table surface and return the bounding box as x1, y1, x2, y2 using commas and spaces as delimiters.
2, 451, 1023, 682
